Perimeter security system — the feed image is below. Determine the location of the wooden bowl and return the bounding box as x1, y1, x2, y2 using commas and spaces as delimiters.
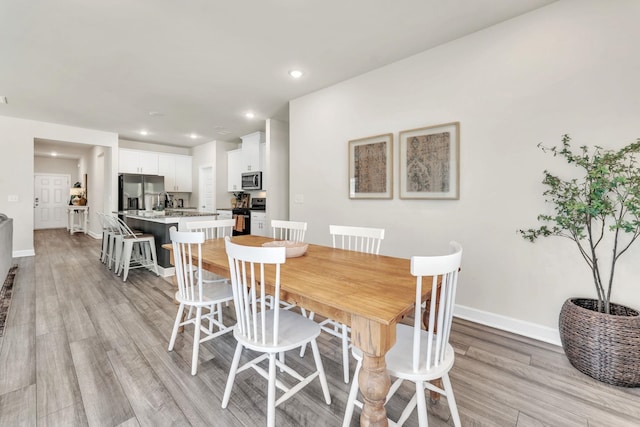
262, 240, 308, 258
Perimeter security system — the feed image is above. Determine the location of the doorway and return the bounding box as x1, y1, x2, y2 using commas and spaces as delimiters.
34, 174, 70, 229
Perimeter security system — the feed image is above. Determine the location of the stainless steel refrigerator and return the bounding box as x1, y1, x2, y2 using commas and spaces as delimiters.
118, 174, 165, 211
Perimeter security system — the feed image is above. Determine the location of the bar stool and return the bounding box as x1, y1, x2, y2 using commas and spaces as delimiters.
114, 217, 159, 281
98, 213, 122, 269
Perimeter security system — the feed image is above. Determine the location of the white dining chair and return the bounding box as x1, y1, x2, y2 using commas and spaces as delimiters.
222, 237, 331, 427
271, 219, 307, 242
186, 219, 235, 284
343, 241, 463, 427
168, 227, 234, 375
330, 224, 384, 255
269, 219, 308, 311
302, 224, 385, 383
186, 218, 235, 240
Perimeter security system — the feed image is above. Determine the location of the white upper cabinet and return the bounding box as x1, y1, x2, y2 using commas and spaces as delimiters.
241, 131, 265, 172
119, 149, 159, 174
227, 149, 242, 192
174, 155, 193, 192
226, 132, 266, 192
158, 154, 193, 192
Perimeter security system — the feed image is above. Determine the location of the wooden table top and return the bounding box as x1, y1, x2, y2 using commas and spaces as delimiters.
163, 235, 428, 327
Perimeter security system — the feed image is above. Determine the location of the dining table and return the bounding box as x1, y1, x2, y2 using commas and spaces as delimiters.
163, 235, 436, 427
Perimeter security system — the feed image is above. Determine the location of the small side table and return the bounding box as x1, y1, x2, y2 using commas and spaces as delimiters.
67, 206, 89, 235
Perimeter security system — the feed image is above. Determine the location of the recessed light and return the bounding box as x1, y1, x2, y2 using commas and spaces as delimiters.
189, 133, 198, 139
0, 96, 7, 104
140, 129, 149, 136
148, 111, 164, 117
51, 152, 57, 157
288, 70, 303, 79
245, 112, 255, 119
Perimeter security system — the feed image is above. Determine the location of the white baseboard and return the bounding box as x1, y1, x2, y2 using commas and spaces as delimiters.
88, 231, 102, 239
454, 304, 561, 346
13, 249, 35, 258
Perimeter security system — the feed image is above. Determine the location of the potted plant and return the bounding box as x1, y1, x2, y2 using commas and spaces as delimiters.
519, 134, 640, 387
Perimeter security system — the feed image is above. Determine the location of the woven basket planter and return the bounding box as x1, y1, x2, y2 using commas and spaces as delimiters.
559, 298, 640, 387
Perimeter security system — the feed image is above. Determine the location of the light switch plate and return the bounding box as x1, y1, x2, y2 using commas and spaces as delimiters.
294, 194, 304, 204
7, 195, 18, 202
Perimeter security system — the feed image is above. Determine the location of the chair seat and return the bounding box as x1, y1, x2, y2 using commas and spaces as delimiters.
123, 233, 153, 240
387, 324, 455, 381
234, 309, 321, 353
175, 281, 233, 306
352, 324, 455, 381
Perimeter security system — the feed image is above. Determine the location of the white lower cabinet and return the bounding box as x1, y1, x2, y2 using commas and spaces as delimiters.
251, 211, 267, 237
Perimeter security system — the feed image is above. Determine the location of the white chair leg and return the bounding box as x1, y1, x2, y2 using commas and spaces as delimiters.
108, 234, 117, 269
122, 242, 133, 281
216, 302, 223, 328
442, 374, 461, 427
299, 311, 320, 358
222, 343, 243, 408
341, 324, 350, 383
299, 343, 307, 358
414, 380, 428, 427
101, 231, 109, 263
114, 236, 124, 273
147, 239, 159, 275
191, 307, 202, 375
168, 303, 185, 351
310, 339, 331, 404
342, 357, 362, 427
267, 353, 277, 427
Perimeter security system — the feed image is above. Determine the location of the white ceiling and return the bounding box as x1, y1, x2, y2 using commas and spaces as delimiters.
1, 0, 556, 147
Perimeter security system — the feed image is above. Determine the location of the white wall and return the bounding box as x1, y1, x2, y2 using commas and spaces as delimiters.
87, 145, 109, 238
289, 0, 640, 344
265, 119, 290, 235
34, 156, 78, 179
0, 116, 118, 255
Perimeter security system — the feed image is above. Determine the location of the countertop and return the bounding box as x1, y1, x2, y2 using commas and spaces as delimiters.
117, 210, 219, 224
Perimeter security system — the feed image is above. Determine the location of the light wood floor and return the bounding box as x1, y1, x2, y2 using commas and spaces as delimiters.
0, 229, 638, 426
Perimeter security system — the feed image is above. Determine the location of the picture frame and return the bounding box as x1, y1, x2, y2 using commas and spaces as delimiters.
348, 133, 393, 199
399, 122, 460, 200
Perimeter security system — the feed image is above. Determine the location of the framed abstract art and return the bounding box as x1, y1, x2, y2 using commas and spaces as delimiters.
399, 122, 460, 200
348, 133, 393, 199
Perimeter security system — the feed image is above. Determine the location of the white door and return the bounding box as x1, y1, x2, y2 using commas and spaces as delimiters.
199, 165, 215, 211
34, 174, 70, 229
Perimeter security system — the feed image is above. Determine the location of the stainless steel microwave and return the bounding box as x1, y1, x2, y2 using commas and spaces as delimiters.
241, 171, 262, 190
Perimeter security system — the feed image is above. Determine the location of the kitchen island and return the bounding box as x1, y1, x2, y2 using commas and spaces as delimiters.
121, 210, 218, 275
